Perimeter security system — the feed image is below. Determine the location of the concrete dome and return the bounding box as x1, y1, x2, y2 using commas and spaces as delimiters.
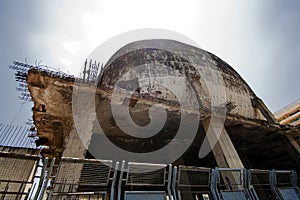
100, 39, 275, 122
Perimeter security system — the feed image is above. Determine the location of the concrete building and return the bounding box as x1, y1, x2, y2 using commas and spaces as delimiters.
27, 40, 299, 170
4, 39, 300, 199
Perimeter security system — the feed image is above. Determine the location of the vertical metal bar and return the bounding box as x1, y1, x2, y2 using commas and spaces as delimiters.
210, 168, 219, 200
93, 60, 97, 81
270, 169, 276, 188
291, 170, 300, 196
87, 59, 92, 82
243, 168, 248, 188
291, 170, 297, 186
38, 158, 55, 200
33, 157, 48, 200
83, 59, 87, 82
172, 166, 178, 200
28, 182, 37, 200
243, 168, 251, 199
110, 161, 119, 200
167, 164, 173, 200
48, 158, 64, 200
117, 160, 125, 200
245, 169, 259, 200
270, 169, 282, 199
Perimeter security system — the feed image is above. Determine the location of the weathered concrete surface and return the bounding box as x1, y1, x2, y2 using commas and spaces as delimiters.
27, 70, 86, 159
27, 39, 300, 172
102, 39, 276, 122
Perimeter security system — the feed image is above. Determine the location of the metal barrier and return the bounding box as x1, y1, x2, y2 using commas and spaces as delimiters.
246, 169, 273, 200
172, 165, 212, 200
0, 151, 44, 200
270, 169, 300, 200
211, 168, 251, 200
47, 157, 119, 200
3, 150, 300, 200
118, 161, 173, 200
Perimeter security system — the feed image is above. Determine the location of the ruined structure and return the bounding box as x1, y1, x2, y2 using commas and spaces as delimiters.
26, 39, 300, 171
4, 39, 298, 199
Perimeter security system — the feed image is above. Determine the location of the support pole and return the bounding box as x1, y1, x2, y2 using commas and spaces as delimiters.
202, 119, 244, 188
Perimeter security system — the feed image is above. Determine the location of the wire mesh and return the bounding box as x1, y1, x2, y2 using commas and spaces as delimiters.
52, 157, 113, 196
0, 157, 36, 182
124, 191, 166, 200
126, 162, 167, 186
0, 152, 39, 200
178, 166, 211, 187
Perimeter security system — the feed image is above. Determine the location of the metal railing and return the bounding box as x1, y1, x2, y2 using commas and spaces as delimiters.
2, 151, 300, 200
118, 161, 173, 200
210, 168, 251, 200
172, 165, 212, 200
47, 157, 119, 200
270, 169, 300, 200
0, 151, 46, 200
246, 169, 272, 200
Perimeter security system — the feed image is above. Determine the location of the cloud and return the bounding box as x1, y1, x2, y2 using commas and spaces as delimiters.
63, 40, 81, 55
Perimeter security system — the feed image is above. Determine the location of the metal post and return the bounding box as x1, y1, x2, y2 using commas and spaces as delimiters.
33, 157, 48, 200
83, 59, 87, 82
38, 158, 55, 200
171, 166, 178, 200
270, 169, 283, 199
87, 59, 92, 82
110, 161, 120, 200
167, 164, 173, 200
210, 168, 220, 200
117, 160, 125, 200
28, 182, 37, 199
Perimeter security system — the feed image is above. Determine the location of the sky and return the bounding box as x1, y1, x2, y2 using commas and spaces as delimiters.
0, 0, 299, 126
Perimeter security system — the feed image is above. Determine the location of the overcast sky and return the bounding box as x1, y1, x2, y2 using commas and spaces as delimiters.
0, 0, 299, 126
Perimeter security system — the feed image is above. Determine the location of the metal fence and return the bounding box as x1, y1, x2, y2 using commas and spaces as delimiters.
48, 157, 119, 200
0, 151, 40, 200
1, 151, 300, 200
118, 161, 172, 200
172, 165, 212, 200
